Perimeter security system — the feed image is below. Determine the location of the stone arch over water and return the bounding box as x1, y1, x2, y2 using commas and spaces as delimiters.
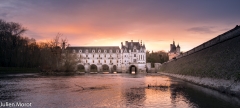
129, 65, 137, 73
77, 64, 85, 72
113, 65, 117, 72
102, 64, 109, 72
90, 64, 98, 72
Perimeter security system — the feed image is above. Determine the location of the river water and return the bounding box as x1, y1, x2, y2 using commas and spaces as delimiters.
0, 73, 239, 108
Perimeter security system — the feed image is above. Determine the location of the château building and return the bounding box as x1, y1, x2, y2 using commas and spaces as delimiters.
64, 40, 146, 73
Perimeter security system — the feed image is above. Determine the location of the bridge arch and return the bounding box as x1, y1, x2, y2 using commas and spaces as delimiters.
129, 65, 137, 73
113, 65, 117, 72
77, 64, 85, 72
90, 64, 98, 72
102, 64, 109, 72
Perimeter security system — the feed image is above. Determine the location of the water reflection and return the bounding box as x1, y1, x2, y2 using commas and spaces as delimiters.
0, 73, 239, 108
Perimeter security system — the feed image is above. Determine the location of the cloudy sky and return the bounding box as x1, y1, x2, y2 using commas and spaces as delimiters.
1, 0, 240, 51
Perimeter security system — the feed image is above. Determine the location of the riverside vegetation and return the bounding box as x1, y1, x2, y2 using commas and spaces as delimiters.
0, 19, 77, 74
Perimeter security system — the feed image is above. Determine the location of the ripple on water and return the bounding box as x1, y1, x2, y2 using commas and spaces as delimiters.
0, 73, 239, 108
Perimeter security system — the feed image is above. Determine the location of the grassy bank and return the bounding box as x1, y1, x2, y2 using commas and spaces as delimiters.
160, 35, 240, 81
0, 67, 40, 74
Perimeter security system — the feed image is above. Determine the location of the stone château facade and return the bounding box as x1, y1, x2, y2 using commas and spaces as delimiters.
65, 40, 146, 73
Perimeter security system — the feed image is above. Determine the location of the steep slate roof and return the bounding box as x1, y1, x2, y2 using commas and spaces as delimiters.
66, 46, 120, 53
122, 41, 145, 53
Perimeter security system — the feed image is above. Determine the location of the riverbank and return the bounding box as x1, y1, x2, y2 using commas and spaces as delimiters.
0, 67, 40, 74
159, 72, 240, 98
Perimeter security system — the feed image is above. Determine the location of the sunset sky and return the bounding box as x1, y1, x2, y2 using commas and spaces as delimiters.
1, 0, 240, 52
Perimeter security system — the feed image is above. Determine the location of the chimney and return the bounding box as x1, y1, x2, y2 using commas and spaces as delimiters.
121, 42, 123, 49
131, 40, 133, 47
125, 41, 128, 48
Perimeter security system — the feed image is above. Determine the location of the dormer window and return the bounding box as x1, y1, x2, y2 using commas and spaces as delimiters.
79, 50, 82, 53
133, 49, 136, 52
92, 50, 95, 53
98, 50, 101, 53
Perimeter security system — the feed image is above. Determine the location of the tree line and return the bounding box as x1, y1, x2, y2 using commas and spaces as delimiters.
0, 19, 77, 72
146, 50, 169, 67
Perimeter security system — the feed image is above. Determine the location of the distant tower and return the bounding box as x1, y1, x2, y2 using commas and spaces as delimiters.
176, 44, 180, 54
169, 40, 181, 60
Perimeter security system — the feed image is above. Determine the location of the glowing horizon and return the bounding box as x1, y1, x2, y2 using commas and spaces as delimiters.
1, 0, 239, 52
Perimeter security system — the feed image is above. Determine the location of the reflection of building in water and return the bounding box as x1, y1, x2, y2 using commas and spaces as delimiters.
168, 40, 180, 60
64, 40, 146, 73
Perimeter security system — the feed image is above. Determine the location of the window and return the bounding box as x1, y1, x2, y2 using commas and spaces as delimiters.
109, 50, 112, 53
93, 55, 94, 58
117, 60, 118, 63
104, 60, 106, 63
99, 55, 100, 57
98, 50, 101, 53
110, 60, 112, 63
86, 55, 88, 57
116, 50, 119, 53
105, 54, 106, 57
92, 50, 95, 53
79, 50, 82, 53
125, 55, 126, 57
85, 50, 88, 53
104, 50, 107, 53
93, 60, 94, 63
133, 49, 136, 52
98, 60, 100, 63
86, 60, 87, 63
73, 50, 76, 53
133, 59, 136, 63
134, 54, 136, 57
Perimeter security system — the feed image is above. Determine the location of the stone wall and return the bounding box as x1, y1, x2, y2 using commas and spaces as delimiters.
160, 25, 240, 81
